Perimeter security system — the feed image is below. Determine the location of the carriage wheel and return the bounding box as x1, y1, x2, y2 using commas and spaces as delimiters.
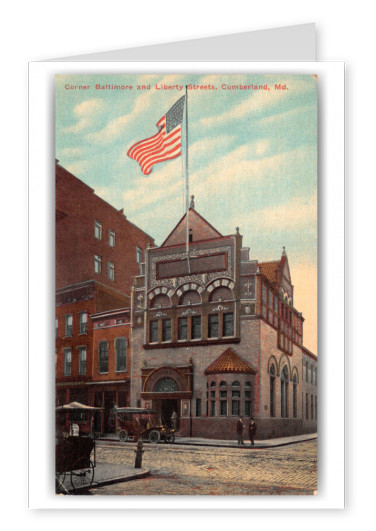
118, 430, 128, 442
70, 459, 94, 491
55, 471, 66, 493
165, 433, 175, 444
149, 430, 161, 443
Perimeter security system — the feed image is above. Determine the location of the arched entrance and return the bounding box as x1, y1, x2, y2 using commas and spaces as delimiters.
140, 364, 193, 434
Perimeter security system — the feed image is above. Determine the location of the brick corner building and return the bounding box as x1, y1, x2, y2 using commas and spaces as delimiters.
130, 204, 317, 440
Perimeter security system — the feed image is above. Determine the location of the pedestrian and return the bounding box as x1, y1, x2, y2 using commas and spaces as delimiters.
171, 410, 178, 430
236, 416, 245, 446
249, 416, 257, 446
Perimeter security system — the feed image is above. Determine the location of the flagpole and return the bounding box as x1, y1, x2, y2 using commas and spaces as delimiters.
185, 85, 190, 274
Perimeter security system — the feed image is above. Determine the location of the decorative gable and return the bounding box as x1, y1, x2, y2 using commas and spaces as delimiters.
161, 208, 222, 247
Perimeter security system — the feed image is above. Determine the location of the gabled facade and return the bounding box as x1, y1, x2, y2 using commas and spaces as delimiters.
130, 206, 317, 440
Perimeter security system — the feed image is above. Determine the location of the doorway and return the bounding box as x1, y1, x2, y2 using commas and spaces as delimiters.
153, 399, 179, 428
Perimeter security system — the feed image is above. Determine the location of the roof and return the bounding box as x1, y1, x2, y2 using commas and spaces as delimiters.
161, 208, 223, 247
204, 348, 257, 375
258, 261, 280, 284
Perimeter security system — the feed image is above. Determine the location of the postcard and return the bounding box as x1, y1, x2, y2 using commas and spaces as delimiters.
54, 72, 318, 497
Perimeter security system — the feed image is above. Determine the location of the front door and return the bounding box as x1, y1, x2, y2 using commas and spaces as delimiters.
160, 399, 179, 428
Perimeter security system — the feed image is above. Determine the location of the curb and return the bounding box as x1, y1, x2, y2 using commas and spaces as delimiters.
63, 469, 151, 494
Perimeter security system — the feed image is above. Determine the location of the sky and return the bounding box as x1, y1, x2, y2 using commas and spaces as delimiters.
56, 73, 317, 353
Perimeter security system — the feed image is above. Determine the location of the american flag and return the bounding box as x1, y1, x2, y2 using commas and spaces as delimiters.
127, 96, 185, 175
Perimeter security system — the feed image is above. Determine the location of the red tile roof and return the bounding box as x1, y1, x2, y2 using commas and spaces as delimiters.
204, 348, 256, 375
258, 260, 280, 284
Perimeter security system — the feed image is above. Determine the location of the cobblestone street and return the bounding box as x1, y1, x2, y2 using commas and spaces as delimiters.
89, 440, 317, 496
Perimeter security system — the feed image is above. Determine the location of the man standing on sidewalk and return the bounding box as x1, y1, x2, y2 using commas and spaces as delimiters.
249, 416, 257, 446
236, 416, 245, 446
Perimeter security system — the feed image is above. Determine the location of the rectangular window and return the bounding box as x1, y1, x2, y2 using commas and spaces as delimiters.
311, 364, 313, 384
65, 314, 73, 337
150, 321, 158, 343
220, 400, 228, 416
178, 317, 188, 341
79, 312, 87, 334
311, 394, 314, 419
64, 348, 71, 376
94, 219, 102, 240
210, 400, 216, 417
99, 341, 109, 373
191, 315, 201, 339
115, 337, 127, 372
94, 254, 102, 274
232, 400, 240, 416
108, 261, 115, 281
208, 314, 219, 338
162, 319, 171, 342
244, 401, 251, 417
305, 393, 309, 419
196, 399, 201, 417
223, 313, 234, 337
109, 229, 115, 247
136, 247, 142, 264
78, 347, 86, 375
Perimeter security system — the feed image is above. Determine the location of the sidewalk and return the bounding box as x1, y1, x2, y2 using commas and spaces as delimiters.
99, 432, 317, 449
56, 462, 150, 495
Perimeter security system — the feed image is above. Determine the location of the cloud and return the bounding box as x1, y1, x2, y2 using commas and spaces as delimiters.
65, 160, 91, 176
62, 99, 106, 134
86, 74, 184, 145
58, 147, 82, 159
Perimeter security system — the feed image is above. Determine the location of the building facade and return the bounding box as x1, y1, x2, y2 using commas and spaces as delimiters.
55, 163, 154, 430
130, 205, 317, 440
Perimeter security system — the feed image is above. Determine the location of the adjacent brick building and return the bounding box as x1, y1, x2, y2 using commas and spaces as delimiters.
130, 203, 317, 440
55, 162, 154, 431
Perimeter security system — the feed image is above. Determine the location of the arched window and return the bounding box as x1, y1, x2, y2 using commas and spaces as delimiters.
154, 377, 178, 393
269, 364, 276, 417
231, 381, 240, 416
293, 373, 297, 418
179, 290, 200, 306
150, 294, 170, 309
209, 286, 233, 302
244, 381, 252, 417
281, 365, 289, 418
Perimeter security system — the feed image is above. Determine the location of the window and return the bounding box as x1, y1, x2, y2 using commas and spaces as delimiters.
108, 261, 115, 281
208, 314, 219, 338
162, 319, 171, 342
79, 312, 88, 334
293, 374, 297, 418
306, 361, 309, 383
109, 229, 115, 247
311, 394, 314, 419
99, 341, 109, 373
281, 365, 289, 418
244, 381, 252, 417
270, 365, 275, 417
115, 337, 127, 372
232, 381, 240, 415
220, 399, 227, 416
136, 247, 142, 264
65, 314, 73, 337
315, 396, 317, 420
64, 348, 71, 376
305, 393, 309, 419
178, 317, 188, 341
210, 400, 216, 417
196, 398, 201, 417
223, 313, 234, 337
78, 347, 86, 375
220, 382, 228, 416
150, 321, 158, 343
94, 255, 102, 274
311, 364, 314, 384
191, 315, 201, 339
94, 220, 102, 240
